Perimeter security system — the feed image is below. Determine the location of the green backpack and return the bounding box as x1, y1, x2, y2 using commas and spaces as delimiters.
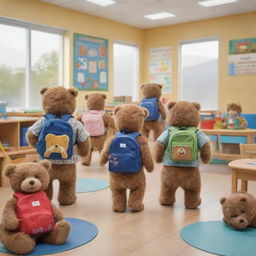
167, 126, 198, 163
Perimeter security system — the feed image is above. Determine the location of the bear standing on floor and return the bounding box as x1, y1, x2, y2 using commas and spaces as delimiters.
26, 86, 91, 205
0, 161, 70, 255
78, 93, 115, 166
154, 101, 211, 209
139, 83, 166, 140
100, 104, 154, 212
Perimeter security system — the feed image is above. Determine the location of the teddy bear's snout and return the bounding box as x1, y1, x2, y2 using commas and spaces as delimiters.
21, 177, 42, 192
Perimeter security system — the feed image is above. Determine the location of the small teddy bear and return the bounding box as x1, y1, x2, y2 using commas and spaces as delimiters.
0, 160, 70, 255
139, 83, 167, 140
220, 192, 256, 230
222, 103, 247, 129
155, 101, 211, 209
26, 86, 91, 205
78, 93, 115, 166
100, 104, 154, 212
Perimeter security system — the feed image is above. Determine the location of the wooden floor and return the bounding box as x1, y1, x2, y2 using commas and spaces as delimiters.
0, 146, 255, 256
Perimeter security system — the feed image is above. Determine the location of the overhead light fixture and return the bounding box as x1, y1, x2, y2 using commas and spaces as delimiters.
85, 0, 116, 7
144, 12, 176, 20
198, 0, 239, 7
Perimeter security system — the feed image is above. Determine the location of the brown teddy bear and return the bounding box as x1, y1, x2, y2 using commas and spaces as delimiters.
26, 86, 91, 205
154, 101, 211, 209
220, 192, 256, 230
139, 83, 167, 140
100, 104, 154, 212
78, 93, 115, 166
0, 160, 70, 255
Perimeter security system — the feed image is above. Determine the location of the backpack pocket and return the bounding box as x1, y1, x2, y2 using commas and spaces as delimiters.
171, 145, 192, 162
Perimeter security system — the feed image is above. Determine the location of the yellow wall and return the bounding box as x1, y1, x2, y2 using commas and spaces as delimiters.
143, 11, 256, 113
0, 0, 144, 109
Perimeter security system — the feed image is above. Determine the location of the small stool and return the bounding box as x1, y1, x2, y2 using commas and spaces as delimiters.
229, 159, 256, 193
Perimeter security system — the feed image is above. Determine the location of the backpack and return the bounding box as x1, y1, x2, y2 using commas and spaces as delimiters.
167, 126, 198, 163
108, 131, 142, 173
36, 114, 73, 160
139, 97, 159, 121
81, 110, 105, 136
13, 191, 55, 235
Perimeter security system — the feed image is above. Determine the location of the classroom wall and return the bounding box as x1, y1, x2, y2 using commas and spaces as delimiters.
143, 11, 256, 113
0, 0, 144, 109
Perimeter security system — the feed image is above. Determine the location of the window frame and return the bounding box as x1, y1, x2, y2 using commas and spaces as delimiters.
0, 17, 64, 110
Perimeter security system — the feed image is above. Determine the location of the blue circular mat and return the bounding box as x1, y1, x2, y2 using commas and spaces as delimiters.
180, 221, 256, 256
0, 217, 98, 255
76, 178, 109, 193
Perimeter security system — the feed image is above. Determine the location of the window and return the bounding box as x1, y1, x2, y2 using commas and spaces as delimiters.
113, 42, 139, 102
0, 18, 63, 111
180, 39, 219, 110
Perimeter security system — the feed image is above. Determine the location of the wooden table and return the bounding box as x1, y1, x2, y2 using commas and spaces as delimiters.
202, 129, 256, 161
229, 159, 256, 193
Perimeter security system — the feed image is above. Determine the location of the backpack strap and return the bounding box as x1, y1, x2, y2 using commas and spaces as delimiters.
44, 113, 56, 120
118, 130, 141, 139
44, 113, 72, 121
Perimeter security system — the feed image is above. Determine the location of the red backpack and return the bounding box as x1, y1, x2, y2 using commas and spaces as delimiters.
13, 191, 55, 235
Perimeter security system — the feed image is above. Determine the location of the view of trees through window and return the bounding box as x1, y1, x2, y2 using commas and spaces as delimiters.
0, 23, 63, 111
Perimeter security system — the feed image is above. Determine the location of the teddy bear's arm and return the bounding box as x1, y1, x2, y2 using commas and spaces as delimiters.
51, 204, 64, 222
2, 198, 19, 231
76, 137, 91, 157
154, 141, 166, 163
26, 130, 38, 148
103, 113, 116, 136
100, 136, 115, 166
158, 101, 167, 121
77, 115, 82, 122
200, 141, 212, 164
137, 135, 154, 172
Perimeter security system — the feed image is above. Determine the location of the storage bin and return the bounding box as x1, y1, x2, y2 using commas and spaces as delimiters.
200, 120, 215, 129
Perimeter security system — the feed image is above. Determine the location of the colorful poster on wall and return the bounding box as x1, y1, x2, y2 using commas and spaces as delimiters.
228, 38, 256, 76
73, 33, 108, 90
149, 47, 172, 93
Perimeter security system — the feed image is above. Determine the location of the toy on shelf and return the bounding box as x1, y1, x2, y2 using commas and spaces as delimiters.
0, 101, 7, 120
222, 103, 247, 129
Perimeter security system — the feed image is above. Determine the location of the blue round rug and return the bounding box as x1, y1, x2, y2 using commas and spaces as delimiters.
0, 217, 98, 255
76, 178, 109, 193
180, 220, 256, 256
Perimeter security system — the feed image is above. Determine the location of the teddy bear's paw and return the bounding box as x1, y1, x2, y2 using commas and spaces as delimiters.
185, 198, 201, 209
128, 201, 144, 212
4, 218, 19, 231
81, 160, 91, 166
11, 233, 35, 255
112, 204, 126, 212
58, 195, 77, 206
159, 196, 175, 206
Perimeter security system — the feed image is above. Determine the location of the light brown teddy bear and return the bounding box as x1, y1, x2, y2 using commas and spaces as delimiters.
139, 83, 167, 140
0, 160, 70, 255
100, 104, 154, 212
155, 101, 211, 209
78, 93, 115, 166
220, 192, 256, 230
26, 86, 91, 205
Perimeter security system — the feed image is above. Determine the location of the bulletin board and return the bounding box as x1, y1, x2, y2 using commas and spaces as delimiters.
228, 37, 256, 76
73, 33, 108, 90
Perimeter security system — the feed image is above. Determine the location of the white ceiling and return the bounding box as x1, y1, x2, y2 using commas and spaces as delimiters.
41, 0, 256, 29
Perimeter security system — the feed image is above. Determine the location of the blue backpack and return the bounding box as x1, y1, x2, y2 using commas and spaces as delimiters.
108, 131, 142, 173
139, 97, 159, 121
36, 114, 74, 160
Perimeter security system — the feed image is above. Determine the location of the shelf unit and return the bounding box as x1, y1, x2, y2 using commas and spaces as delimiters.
0, 117, 38, 186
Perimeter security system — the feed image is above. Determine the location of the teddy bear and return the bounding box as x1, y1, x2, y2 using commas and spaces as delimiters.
220, 192, 256, 230
78, 93, 115, 166
26, 86, 91, 205
139, 83, 167, 140
0, 160, 70, 255
100, 104, 154, 212
222, 103, 247, 129
154, 101, 211, 209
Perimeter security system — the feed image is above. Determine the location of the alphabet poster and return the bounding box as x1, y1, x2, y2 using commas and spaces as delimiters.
73, 33, 108, 90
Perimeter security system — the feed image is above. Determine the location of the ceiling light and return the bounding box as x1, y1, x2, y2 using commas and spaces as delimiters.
144, 12, 176, 20
198, 0, 239, 7
85, 0, 116, 7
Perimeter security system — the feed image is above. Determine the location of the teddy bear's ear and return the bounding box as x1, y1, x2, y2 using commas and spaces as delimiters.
4, 164, 17, 178
141, 107, 149, 119
220, 197, 226, 204
40, 87, 48, 95
192, 102, 201, 111
102, 94, 106, 99
85, 94, 89, 100
141, 84, 146, 89
158, 84, 162, 89
68, 88, 78, 97
113, 105, 122, 116
39, 160, 52, 170
240, 197, 248, 203
167, 101, 176, 110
